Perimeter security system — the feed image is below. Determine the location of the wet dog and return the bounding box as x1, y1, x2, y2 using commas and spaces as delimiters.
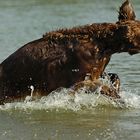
0, 0, 140, 104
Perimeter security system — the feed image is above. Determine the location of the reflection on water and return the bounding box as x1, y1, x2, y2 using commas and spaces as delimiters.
0, 0, 140, 140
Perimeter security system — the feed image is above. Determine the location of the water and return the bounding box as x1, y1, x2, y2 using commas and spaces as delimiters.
0, 0, 140, 140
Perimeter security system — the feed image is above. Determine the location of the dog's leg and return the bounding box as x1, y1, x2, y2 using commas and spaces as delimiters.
107, 73, 120, 93
101, 72, 121, 98
69, 72, 121, 99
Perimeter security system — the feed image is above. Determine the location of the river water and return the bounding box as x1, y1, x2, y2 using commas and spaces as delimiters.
0, 0, 140, 140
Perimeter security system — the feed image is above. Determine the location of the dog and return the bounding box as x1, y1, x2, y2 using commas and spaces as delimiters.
0, 0, 140, 104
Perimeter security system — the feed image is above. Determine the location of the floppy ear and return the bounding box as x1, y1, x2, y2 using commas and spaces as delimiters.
118, 0, 136, 21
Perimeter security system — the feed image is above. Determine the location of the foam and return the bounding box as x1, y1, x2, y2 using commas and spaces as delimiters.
0, 86, 139, 111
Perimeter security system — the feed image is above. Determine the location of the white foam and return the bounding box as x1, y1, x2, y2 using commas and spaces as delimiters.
0, 86, 139, 111
120, 90, 140, 108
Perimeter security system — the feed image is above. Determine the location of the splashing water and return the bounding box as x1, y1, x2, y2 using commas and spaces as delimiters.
0, 85, 140, 111
120, 90, 140, 108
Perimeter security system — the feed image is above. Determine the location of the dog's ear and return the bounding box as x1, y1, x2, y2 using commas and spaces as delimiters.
118, 0, 136, 21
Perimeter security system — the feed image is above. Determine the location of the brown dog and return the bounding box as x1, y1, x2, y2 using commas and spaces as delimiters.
0, 0, 140, 104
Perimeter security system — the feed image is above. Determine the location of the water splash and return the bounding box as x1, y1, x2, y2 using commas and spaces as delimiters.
120, 90, 140, 108
0, 86, 140, 111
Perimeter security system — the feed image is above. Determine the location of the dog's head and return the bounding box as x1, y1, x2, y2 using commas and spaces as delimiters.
118, 0, 136, 21
117, 0, 140, 55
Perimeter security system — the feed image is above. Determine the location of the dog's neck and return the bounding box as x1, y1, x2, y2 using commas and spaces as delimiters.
44, 22, 130, 55
72, 23, 123, 80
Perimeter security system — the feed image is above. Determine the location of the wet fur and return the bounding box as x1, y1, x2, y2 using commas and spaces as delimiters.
0, 0, 140, 103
